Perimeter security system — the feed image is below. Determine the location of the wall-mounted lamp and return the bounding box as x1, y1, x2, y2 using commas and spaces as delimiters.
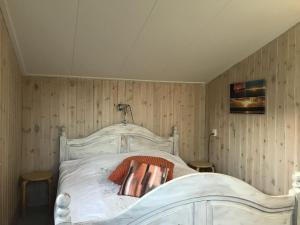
116, 104, 134, 124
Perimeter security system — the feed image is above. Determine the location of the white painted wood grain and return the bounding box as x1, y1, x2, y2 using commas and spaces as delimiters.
56, 123, 300, 225
60, 123, 179, 161
56, 173, 299, 225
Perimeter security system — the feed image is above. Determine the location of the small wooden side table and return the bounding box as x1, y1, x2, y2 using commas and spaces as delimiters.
20, 171, 53, 216
188, 160, 215, 172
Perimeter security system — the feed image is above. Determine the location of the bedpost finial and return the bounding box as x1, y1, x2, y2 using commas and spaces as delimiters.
61, 126, 66, 137
289, 172, 300, 195
292, 172, 300, 189
55, 193, 72, 224
291, 172, 300, 225
173, 126, 178, 136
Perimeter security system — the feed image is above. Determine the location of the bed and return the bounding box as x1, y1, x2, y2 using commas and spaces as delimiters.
55, 123, 300, 225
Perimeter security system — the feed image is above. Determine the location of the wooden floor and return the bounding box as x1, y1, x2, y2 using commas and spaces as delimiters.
17, 206, 53, 225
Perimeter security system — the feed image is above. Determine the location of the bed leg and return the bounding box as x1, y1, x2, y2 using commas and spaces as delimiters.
55, 193, 72, 225
290, 172, 300, 225
60, 126, 67, 162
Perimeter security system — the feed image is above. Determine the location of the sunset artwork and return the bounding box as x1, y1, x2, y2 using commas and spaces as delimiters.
230, 79, 266, 114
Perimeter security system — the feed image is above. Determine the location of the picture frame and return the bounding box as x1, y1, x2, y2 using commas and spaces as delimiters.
230, 79, 266, 114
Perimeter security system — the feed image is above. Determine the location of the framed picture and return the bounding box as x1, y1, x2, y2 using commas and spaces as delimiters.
230, 79, 266, 114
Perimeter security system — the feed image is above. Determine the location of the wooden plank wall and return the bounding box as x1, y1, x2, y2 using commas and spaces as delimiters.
206, 23, 300, 195
0, 9, 22, 225
21, 77, 206, 176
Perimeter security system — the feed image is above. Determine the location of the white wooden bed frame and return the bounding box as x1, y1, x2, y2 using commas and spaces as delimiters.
55, 123, 300, 225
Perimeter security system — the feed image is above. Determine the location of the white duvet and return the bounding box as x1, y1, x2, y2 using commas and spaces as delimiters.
56, 151, 196, 224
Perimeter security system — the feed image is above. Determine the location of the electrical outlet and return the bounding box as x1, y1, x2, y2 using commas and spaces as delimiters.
211, 129, 217, 137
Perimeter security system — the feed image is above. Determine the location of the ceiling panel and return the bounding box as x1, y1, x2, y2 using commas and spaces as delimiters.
3, 0, 300, 82
121, 0, 231, 81
193, 0, 300, 81
121, 0, 300, 82
72, 0, 156, 76
6, 0, 78, 75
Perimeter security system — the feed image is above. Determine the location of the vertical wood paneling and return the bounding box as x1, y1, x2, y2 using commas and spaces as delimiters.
265, 39, 278, 194
21, 77, 206, 176
67, 79, 77, 139
285, 28, 296, 193
152, 83, 174, 137
276, 33, 288, 194
194, 84, 206, 160
295, 25, 300, 179
131, 81, 154, 129
0, 9, 22, 225
206, 23, 300, 195
49, 79, 60, 171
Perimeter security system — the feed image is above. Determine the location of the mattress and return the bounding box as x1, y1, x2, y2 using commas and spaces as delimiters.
56, 150, 197, 224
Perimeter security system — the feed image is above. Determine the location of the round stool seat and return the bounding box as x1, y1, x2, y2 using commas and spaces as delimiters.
189, 161, 213, 168
21, 171, 52, 182
188, 160, 215, 172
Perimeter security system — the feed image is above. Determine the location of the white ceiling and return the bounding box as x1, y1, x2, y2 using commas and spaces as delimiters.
2, 0, 300, 82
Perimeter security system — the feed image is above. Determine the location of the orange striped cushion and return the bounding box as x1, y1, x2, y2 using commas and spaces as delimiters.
118, 160, 169, 197
108, 156, 174, 185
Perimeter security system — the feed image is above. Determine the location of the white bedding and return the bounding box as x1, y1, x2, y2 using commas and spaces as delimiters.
56, 151, 197, 224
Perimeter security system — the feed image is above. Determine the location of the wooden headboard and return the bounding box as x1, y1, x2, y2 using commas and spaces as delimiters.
59, 124, 179, 162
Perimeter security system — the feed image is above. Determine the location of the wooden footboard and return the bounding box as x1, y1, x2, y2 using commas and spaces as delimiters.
55, 172, 300, 225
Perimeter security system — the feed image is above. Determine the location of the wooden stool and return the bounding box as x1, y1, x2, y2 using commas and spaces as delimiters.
188, 160, 215, 172
20, 171, 53, 216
